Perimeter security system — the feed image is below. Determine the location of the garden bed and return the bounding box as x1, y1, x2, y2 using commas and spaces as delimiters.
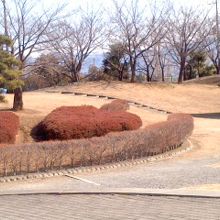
0, 113, 193, 176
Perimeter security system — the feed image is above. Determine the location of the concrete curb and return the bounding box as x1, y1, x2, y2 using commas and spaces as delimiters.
1, 187, 220, 199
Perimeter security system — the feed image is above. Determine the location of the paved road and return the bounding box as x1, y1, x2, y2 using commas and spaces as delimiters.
1, 154, 220, 194
0, 194, 220, 220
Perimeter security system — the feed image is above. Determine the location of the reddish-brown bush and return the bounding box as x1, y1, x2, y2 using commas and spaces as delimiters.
100, 99, 129, 112
35, 106, 142, 140
0, 112, 19, 144
0, 113, 193, 176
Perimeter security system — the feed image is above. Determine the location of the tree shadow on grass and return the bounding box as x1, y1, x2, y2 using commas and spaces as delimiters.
192, 113, 220, 119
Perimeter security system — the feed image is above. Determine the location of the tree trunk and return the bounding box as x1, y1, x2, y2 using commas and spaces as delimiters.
217, 66, 220, 75
146, 65, 150, 82
178, 59, 186, 83
74, 72, 79, 82
118, 71, 123, 81
217, 61, 220, 75
13, 87, 23, 111
130, 66, 135, 82
161, 68, 165, 82
130, 58, 136, 83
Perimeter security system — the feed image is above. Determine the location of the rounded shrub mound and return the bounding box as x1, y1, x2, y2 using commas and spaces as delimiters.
36, 106, 142, 140
0, 112, 19, 144
100, 99, 129, 112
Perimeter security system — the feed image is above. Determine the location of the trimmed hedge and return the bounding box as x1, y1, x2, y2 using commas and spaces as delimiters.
0, 112, 19, 144
100, 99, 129, 112
0, 113, 193, 176
34, 106, 142, 140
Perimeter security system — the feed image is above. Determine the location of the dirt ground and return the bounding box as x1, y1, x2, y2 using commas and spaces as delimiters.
44, 81, 220, 114
0, 81, 219, 157
0, 92, 166, 143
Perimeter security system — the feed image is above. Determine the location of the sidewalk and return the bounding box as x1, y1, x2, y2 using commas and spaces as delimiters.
0, 193, 219, 219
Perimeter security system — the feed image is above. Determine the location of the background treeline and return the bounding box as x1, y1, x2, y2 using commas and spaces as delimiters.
0, 0, 219, 91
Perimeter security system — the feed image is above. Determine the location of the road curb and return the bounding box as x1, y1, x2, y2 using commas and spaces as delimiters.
0, 187, 220, 199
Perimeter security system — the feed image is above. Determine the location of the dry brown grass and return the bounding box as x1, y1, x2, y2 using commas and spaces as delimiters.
0, 92, 166, 143
0, 81, 218, 161
44, 81, 220, 114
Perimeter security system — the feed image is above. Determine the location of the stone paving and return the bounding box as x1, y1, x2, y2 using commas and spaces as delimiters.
0, 148, 219, 194
0, 194, 220, 219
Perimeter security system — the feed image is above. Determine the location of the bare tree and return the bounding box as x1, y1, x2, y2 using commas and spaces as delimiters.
7, 0, 65, 69
111, 0, 168, 82
47, 9, 105, 82
137, 47, 158, 82
1, 0, 9, 51
166, 7, 211, 83
205, 22, 220, 74
26, 53, 68, 87
207, 0, 220, 75
157, 42, 170, 82
0, 0, 65, 110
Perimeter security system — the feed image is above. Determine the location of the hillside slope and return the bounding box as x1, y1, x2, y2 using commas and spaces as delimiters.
44, 81, 220, 114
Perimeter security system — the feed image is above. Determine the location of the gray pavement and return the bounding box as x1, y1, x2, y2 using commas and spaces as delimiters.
0, 194, 220, 219
0, 152, 219, 194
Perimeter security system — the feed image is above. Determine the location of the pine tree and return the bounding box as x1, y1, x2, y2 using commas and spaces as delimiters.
185, 51, 216, 80
0, 35, 23, 110
103, 43, 129, 81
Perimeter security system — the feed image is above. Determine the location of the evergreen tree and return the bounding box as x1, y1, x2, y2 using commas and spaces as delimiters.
103, 43, 129, 81
185, 51, 216, 80
0, 35, 23, 109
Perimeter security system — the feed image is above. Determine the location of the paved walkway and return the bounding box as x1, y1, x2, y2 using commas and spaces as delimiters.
0, 194, 220, 219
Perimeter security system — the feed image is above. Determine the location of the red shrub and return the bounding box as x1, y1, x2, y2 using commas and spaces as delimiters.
0, 113, 193, 176
36, 106, 142, 140
100, 99, 129, 112
0, 112, 19, 144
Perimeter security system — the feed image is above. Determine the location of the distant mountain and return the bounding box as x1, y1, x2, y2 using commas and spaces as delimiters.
81, 53, 104, 73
